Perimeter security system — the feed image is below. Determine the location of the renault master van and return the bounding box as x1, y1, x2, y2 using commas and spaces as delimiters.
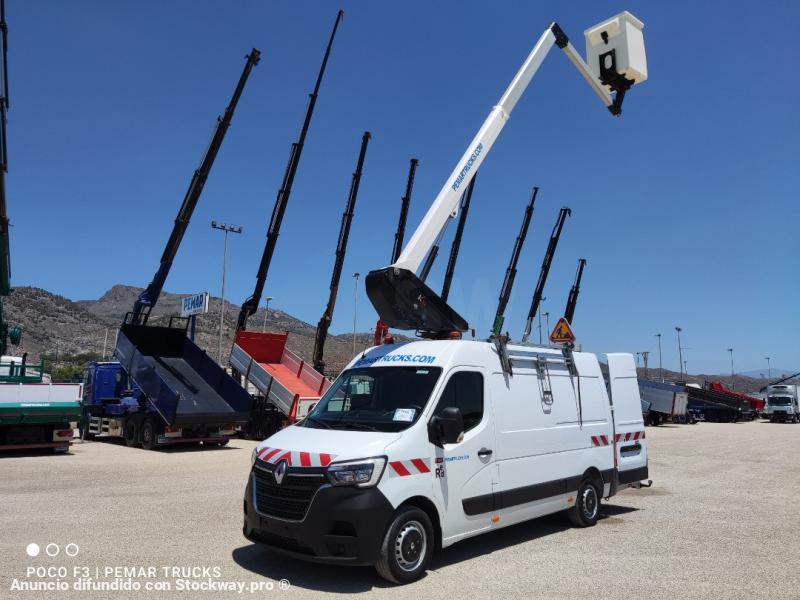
243, 340, 649, 583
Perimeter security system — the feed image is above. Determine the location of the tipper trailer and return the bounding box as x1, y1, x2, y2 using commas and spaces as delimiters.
638, 378, 692, 425
231, 331, 330, 439
83, 321, 253, 448
686, 384, 753, 422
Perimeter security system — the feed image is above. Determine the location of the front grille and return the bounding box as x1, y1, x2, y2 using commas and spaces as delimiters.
253, 462, 327, 521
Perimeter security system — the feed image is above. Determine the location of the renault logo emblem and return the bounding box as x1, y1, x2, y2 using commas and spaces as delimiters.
274, 460, 288, 485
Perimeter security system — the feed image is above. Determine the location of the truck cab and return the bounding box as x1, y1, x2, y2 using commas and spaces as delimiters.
765, 385, 799, 423
243, 340, 648, 583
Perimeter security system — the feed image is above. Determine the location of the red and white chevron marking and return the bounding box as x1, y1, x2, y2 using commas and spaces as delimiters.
591, 431, 645, 447
388, 458, 432, 477
256, 446, 335, 467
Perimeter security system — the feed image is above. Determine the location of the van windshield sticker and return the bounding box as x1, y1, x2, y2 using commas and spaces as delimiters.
393, 408, 416, 422
354, 354, 437, 368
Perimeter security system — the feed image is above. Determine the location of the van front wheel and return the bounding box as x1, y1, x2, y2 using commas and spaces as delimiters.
375, 506, 434, 585
567, 479, 600, 527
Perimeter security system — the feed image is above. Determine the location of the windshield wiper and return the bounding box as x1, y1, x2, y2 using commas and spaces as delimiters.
304, 416, 334, 429
329, 421, 381, 432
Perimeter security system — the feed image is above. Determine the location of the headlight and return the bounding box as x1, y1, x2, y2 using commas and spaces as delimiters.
251, 447, 258, 466
327, 457, 387, 488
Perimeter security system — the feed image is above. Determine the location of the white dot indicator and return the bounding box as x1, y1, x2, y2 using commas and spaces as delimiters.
45, 543, 60, 557
26, 543, 40, 557
65, 543, 80, 557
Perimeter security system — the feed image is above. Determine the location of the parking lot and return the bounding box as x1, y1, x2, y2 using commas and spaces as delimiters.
1, 420, 798, 599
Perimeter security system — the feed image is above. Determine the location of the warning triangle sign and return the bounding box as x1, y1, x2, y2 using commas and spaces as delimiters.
549, 317, 576, 344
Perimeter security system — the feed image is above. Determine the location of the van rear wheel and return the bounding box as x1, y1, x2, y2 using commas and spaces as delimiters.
567, 479, 600, 527
375, 506, 434, 585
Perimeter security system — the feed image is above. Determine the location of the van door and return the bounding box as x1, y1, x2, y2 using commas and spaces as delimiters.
429, 369, 497, 544
606, 353, 648, 485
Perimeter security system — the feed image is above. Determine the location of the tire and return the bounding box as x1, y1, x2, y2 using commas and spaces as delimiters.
123, 420, 139, 447
140, 418, 158, 450
567, 479, 601, 527
375, 506, 434, 585
216, 439, 230, 447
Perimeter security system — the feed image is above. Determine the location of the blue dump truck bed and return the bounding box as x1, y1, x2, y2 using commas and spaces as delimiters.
115, 323, 252, 427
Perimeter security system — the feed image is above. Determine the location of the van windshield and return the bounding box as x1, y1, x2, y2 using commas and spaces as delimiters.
768, 397, 792, 406
302, 366, 442, 432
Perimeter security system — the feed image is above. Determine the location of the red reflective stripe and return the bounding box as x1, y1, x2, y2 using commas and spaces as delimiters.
615, 433, 621, 442
411, 458, 430, 473
625, 432, 632, 441
262, 448, 280, 462
299, 452, 311, 467
591, 436, 599, 446
600, 435, 608, 445
276, 451, 292, 465
634, 431, 641, 440
257, 447, 271, 458
319, 453, 332, 467
390, 461, 411, 476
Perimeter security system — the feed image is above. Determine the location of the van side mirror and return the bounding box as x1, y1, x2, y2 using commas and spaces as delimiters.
428, 407, 464, 446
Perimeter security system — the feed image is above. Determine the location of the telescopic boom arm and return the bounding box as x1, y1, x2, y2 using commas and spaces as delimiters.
563, 258, 586, 324
236, 11, 344, 332
366, 13, 646, 335
312, 131, 371, 373
521, 207, 571, 343
491, 186, 538, 338
131, 49, 260, 324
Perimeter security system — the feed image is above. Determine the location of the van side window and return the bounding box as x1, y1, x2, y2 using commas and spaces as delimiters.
433, 372, 484, 431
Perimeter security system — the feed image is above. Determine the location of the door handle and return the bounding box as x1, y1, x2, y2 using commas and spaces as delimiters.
477, 448, 493, 458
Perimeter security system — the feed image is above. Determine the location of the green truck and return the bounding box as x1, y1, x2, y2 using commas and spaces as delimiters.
0, 356, 82, 452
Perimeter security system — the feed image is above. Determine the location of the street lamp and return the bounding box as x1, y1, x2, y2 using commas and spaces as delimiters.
655, 333, 663, 382
262, 296, 273, 332
537, 297, 546, 344
765, 356, 771, 381
543, 312, 550, 339
684, 359, 688, 378
727, 348, 734, 390
352, 273, 360, 356
675, 327, 683, 381
211, 221, 242, 364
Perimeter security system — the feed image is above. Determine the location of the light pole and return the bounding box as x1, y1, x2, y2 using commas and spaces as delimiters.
727, 348, 734, 390
352, 272, 360, 356
655, 333, 663, 382
684, 359, 688, 378
543, 312, 550, 339
675, 327, 683, 381
765, 356, 771, 381
211, 221, 242, 364
641, 351, 650, 379
262, 296, 273, 332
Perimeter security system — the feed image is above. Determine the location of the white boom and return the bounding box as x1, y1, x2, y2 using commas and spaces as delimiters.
394, 14, 645, 274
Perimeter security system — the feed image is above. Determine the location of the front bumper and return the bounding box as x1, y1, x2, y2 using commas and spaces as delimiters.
243, 469, 394, 566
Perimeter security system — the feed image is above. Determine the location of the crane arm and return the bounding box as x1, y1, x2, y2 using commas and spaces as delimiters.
563, 258, 586, 324
393, 23, 612, 275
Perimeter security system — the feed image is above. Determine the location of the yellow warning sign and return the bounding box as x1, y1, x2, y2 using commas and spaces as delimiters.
549, 317, 576, 344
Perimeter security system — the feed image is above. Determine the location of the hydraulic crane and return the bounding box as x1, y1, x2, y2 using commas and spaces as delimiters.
491, 186, 538, 339
236, 10, 344, 332
521, 207, 571, 343
131, 50, 260, 324
0, 0, 18, 356
373, 158, 419, 346
440, 176, 476, 303
563, 258, 586, 325
365, 12, 647, 337
312, 131, 371, 373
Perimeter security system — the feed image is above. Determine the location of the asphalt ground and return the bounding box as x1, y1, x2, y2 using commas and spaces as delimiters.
1, 420, 798, 600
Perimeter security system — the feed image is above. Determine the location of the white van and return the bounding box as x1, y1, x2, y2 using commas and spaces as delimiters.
243, 340, 649, 583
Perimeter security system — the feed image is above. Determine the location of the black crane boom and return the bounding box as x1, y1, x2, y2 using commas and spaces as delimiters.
563, 258, 586, 325
521, 206, 571, 343
236, 10, 344, 332
440, 175, 476, 303
491, 186, 538, 338
312, 131, 371, 373
131, 49, 260, 324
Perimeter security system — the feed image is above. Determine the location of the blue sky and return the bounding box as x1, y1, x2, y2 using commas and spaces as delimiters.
6, 1, 799, 375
